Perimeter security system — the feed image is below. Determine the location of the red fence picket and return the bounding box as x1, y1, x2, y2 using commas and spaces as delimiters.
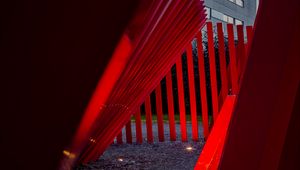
116, 22, 251, 146
145, 95, 154, 143
176, 58, 187, 142
155, 83, 165, 142
166, 71, 176, 141
186, 43, 199, 141
227, 24, 239, 95
135, 110, 143, 144
217, 23, 229, 103
197, 31, 209, 140
246, 26, 254, 60
237, 25, 246, 82
125, 120, 132, 144
116, 131, 123, 144
207, 22, 219, 122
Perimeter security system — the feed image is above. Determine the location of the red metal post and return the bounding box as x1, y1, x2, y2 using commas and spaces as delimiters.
176, 58, 187, 142
125, 120, 132, 144
220, 1, 300, 168
135, 110, 143, 144
116, 131, 123, 144
237, 25, 246, 82
217, 23, 229, 102
145, 95, 153, 143
166, 71, 176, 141
194, 96, 236, 169
197, 31, 210, 139
227, 24, 238, 95
246, 26, 253, 59
207, 22, 219, 121
155, 83, 165, 142
186, 43, 199, 141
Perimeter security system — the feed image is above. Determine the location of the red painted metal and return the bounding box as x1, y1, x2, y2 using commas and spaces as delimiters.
197, 31, 209, 140
166, 71, 176, 141
125, 120, 132, 144
207, 22, 219, 121
186, 43, 199, 141
75, 0, 206, 163
194, 95, 236, 169
217, 23, 229, 102
227, 24, 238, 95
246, 26, 253, 58
135, 111, 143, 144
145, 95, 154, 143
219, 1, 300, 168
237, 25, 246, 82
72, 34, 132, 152
176, 58, 188, 142
155, 83, 165, 142
116, 131, 123, 144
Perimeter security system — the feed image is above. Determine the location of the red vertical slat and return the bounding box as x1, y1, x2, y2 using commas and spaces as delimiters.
186, 43, 199, 141
135, 110, 143, 144
197, 31, 209, 139
227, 24, 238, 95
176, 58, 187, 142
116, 131, 123, 144
155, 83, 165, 142
145, 96, 153, 143
166, 71, 176, 141
207, 22, 219, 122
246, 26, 253, 59
125, 120, 132, 144
237, 25, 246, 82
217, 23, 229, 101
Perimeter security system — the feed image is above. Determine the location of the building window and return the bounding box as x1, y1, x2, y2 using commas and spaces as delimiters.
235, 19, 243, 25
211, 9, 234, 24
228, 0, 244, 7
211, 9, 224, 21
223, 15, 234, 24
205, 7, 211, 19
236, 0, 244, 7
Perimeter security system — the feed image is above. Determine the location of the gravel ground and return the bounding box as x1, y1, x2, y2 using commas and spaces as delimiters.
75, 123, 205, 170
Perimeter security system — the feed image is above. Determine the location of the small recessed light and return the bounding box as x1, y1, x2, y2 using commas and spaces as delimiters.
186, 146, 193, 151
117, 158, 124, 162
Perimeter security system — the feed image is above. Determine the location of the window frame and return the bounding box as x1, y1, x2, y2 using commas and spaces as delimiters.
235, 19, 244, 25
211, 9, 235, 24
228, 0, 244, 7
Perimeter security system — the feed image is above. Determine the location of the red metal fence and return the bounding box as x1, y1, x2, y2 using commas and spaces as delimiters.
114, 22, 253, 144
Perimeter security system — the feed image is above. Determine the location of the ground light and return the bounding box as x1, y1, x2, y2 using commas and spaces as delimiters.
186, 146, 193, 151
